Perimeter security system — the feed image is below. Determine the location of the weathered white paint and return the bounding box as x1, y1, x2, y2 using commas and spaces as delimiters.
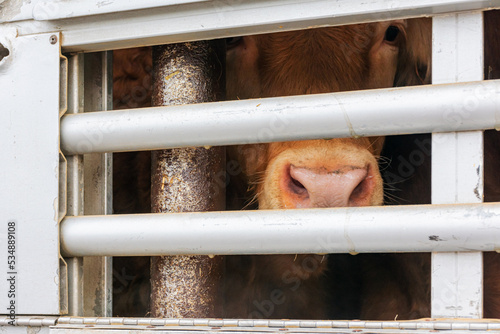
431, 12, 484, 319
0, 32, 63, 314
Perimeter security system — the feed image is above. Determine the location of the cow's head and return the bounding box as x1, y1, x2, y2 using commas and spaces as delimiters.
227, 19, 431, 210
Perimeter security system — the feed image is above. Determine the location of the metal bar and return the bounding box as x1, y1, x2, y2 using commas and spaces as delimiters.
60, 203, 500, 257
82, 52, 113, 215
0, 316, 57, 327
150, 41, 225, 318
431, 12, 484, 319
52, 316, 500, 331
66, 53, 85, 317
82, 51, 114, 317
4, 0, 500, 52
3, 315, 500, 333
60, 79, 500, 155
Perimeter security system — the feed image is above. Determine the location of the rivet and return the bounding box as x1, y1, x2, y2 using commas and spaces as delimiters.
50, 35, 58, 45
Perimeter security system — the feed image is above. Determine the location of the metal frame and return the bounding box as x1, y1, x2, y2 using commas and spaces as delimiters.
1, 0, 500, 332
431, 12, 485, 319
80, 51, 113, 318
49, 317, 500, 333
3, 0, 500, 52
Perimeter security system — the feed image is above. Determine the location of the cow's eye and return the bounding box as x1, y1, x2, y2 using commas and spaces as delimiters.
384, 26, 400, 43
226, 36, 243, 49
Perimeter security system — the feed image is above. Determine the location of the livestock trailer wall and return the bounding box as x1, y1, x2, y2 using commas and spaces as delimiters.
1, 0, 500, 333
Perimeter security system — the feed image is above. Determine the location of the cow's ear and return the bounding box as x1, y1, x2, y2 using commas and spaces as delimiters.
394, 17, 432, 87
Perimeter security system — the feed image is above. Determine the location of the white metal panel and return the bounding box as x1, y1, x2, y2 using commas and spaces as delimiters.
59, 203, 500, 257
432, 13, 484, 85
59, 80, 500, 155
432, 252, 483, 318
32, 0, 209, 20
431, 12, 484, 319
432, 132, 484, 203
0, 32, 62, 314
0, 0, 41, 23
0, 0, 206, 23
3, 0, 500, 52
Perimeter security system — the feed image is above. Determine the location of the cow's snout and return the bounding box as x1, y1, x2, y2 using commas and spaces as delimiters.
282, 164, 377, 208
254, 139, 384, 209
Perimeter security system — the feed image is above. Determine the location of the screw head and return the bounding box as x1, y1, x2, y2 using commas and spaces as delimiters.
49, 35, 58, 45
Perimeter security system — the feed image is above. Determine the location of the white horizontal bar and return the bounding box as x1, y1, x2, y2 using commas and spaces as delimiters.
5, 0, 500, 52
60, 80, 500, 155
60, 203, 500, 257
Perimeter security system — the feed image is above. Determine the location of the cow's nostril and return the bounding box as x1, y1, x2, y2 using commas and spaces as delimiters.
351, 181, 363, 199
288, 166, 308, 195
350, 175, 369, 203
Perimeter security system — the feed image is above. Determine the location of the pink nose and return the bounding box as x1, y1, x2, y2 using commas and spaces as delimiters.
282, 165, 376, 208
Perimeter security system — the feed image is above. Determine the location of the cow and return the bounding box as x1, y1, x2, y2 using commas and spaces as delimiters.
111, 11, 500, 320
223, 18, 432, 320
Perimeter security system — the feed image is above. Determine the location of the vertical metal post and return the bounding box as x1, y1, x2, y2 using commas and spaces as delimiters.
150, 41, 226, 318
66, 53, 85, 316
1, 32, 62, 315
431, 12, 484, 318
82, 51, 114, 317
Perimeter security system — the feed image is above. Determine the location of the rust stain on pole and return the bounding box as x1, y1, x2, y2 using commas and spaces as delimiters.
151, 41, 225, 318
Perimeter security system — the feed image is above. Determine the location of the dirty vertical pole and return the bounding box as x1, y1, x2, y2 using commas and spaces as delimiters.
151, 41, 225, 318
